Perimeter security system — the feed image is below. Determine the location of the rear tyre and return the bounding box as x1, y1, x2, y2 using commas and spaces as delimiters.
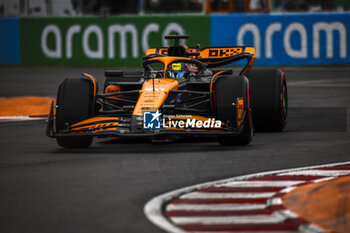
56, 78, 94, 148
246, 69, 287, 131
214, 75, 253, 146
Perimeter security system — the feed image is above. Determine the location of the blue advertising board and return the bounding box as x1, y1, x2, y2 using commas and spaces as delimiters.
211, 13, 350, 65
0, 18, 20, 64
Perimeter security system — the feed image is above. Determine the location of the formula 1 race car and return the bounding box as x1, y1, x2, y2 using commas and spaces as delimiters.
46, 35, 287, 148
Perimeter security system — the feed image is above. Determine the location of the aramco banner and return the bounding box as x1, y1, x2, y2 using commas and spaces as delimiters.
20, 15, 210, 66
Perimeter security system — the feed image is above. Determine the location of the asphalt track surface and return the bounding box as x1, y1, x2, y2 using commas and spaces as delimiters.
0, 66, 349, 233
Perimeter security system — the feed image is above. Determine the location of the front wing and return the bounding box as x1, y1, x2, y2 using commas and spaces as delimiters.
46, 107, 242, 139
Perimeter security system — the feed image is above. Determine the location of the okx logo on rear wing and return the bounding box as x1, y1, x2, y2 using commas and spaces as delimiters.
145, 46, 255, 68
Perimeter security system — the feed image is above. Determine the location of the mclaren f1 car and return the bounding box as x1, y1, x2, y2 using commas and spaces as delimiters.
46, 35, 287, 148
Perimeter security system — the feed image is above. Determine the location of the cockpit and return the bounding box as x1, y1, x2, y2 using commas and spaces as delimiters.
143, 58, 204, 81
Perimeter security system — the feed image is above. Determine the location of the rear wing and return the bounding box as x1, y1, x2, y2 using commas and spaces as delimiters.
145, 46, 256, 69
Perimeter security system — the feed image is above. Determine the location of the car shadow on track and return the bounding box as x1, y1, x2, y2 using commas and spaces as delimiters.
51, 136, 256, 155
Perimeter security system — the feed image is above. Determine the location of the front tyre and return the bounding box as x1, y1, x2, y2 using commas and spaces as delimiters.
214, 75, 253, 146
56, 78, 94, 148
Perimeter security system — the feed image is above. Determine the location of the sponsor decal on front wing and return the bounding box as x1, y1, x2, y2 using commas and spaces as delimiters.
143, 111, 221, 129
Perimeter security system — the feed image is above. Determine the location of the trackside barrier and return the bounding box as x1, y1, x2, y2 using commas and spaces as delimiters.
0, 18, 20, 64
1, 14, 349, 66
211, 13, 350, 65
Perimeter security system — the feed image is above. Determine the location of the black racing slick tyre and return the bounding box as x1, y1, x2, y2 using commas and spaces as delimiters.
246, 69, 287, 132
56, 78, 94, 148
214, 75, 253, 146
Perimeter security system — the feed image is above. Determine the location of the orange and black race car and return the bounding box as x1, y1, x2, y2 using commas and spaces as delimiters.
46, 35, 287, 148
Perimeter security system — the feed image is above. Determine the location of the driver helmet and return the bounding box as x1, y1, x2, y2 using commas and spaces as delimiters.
168, 63, 188, 79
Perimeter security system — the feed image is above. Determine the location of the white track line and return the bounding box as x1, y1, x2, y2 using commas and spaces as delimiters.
312, 177, 335, 183
218, 180, 304, 187
180, 192, 275, 199
190, 231, 295, 233
278, 169, 350, 177
278, 209, 299, 219
170, 213, 287, 225
279, 186, 297, 193
268, 198, 283, 206
144, 161, 350, 233
166, 203, 268, 211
